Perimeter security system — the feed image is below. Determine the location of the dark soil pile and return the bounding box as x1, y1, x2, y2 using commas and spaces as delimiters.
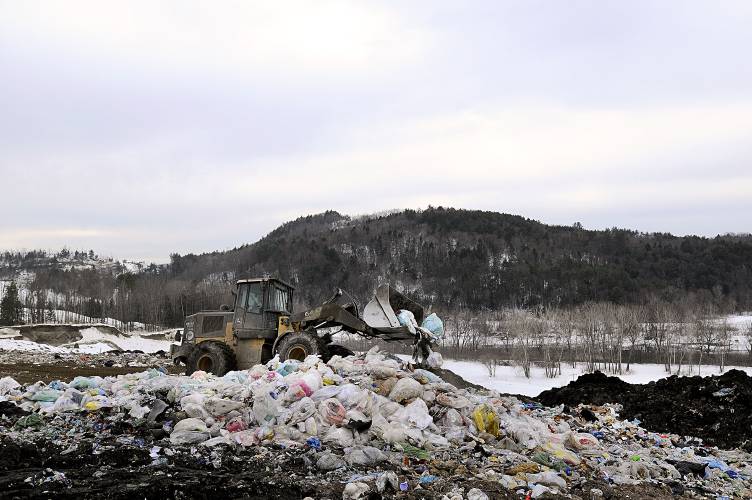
536, 369, 752, 451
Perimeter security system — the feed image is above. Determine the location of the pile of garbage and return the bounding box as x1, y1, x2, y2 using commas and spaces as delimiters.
2, 348, 752, 498
538, 369, 752, 452
0, 348, 172, 369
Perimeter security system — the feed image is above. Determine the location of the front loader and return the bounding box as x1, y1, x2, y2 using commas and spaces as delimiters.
170, 277, 427, 376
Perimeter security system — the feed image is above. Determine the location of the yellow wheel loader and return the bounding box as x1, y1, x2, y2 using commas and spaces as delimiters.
170, 278, 426, 376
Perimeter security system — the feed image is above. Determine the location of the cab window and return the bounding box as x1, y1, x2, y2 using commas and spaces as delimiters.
246, 282, 263, 314
268, 285, 290, 313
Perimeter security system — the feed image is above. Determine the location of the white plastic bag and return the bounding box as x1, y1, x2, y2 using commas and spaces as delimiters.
388, 377, 423, 402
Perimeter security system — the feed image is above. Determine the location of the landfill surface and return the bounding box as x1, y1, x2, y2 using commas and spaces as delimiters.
1, 348, 751, 499
0, 350, 179, 385
537, 369, 752, 452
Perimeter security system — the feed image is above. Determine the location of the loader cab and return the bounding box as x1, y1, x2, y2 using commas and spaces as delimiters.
232, 278, 294, 338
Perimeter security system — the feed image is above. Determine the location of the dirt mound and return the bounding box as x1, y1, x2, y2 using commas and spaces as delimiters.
537, 369, 752, 450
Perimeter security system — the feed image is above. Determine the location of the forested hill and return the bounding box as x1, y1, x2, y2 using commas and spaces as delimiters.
169, 208, 752, 311
3, 208, 751, 328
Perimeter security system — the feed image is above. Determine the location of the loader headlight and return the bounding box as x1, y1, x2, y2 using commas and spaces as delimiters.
185, 330, 194, 341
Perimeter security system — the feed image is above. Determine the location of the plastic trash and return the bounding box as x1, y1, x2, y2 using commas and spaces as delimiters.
388, 377, 423, 402
318, 398, 347, 426
70, 376, 98, 390
436, 393, 471, 409
466, 488, 489, 500
375, 471, 399, 493
421, 313, 444, 339
566, 432, 600, 450
323, 426, 354, 447
396, 309, 418, 334
306, 436, 322, 450
342, 482, 370, 500
526, 471, 566, 489
399, 398, 433, 430
0, 376, 20, 396
426, 351, 443, 368
253, 392, 280, 426
530, 484, 552, 498
472, 404, 500, 437
205, 397, 245, 416
147, 399, 169, 422
345, 445, 386, 465
316, 452, 345, 471
30, 389, 62, 402
15, 414, 43, 428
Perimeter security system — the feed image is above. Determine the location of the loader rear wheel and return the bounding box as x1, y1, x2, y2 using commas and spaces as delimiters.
186, 341, 236, 376
277, 332, 321, 362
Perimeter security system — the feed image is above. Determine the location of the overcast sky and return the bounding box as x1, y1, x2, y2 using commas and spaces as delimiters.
1, 1, 751, 262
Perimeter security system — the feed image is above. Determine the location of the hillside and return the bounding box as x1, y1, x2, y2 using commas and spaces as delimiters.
169, 208, 752, 311
2, 207, 752, 328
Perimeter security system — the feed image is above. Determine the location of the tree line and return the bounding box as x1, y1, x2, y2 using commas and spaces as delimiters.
0, 207, 750, 331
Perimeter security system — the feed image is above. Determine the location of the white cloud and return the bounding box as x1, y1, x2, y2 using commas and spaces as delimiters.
1, 1, 429, 78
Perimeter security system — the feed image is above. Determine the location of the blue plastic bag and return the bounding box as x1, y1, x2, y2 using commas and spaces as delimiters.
421, 313, 444, 339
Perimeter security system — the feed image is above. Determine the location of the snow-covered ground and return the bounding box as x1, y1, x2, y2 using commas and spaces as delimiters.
440, 358, 752, 397
0, 326, 175, 354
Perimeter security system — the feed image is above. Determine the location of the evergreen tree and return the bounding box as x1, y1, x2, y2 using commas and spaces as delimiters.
0, 281, 23, 326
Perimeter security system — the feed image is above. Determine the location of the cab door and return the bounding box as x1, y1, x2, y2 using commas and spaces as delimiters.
233, 282, 265, 336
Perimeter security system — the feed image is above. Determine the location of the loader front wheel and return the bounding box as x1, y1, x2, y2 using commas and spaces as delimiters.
186, 341, 236, 376
277, 332, 321, 362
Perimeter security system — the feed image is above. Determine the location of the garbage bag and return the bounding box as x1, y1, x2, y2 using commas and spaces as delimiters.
318, 398, 347, 426
323, 426, 354, 447
0, 376, 20, 396
70, 376, 98, 390
426, 351, 443, 368
316, 452, 345, 471
170, 430, 211, 445
30, 389, 62, 402
412, 369, 442, 384
343, 482, 370, 500
526, 471, 566, 489
566, 432, 600, 451
311, 385, 342, 402
466, 488, 489, 500
399, 399, 433, 430
284, 380, 312, 402
421, 313, 444, 339
253, 392, 280, 426
286, 397, 317, 425
205, 398, 245, 416
336, 384, 362, 407
388, 377, 423, 402
345, 445, 387, 465
396, 309, 418, 334
472, 404, 500, 437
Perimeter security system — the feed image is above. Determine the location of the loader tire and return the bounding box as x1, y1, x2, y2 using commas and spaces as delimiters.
325, 344, 355, 361
186, 341, 236, 376
277, 332, 321, 362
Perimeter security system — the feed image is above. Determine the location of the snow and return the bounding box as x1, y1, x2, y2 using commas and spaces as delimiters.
0, 326, 176, 354
62, 327, 174, 353
394, 353, 752, 397
441, 358, 752, 397
0, 339, 68, 353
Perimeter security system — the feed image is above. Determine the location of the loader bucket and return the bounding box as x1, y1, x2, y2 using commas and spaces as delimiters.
362, 285, 424, 329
